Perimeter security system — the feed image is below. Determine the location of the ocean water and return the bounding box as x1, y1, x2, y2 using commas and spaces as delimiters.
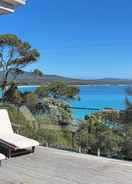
71, 85, 129, 119
17, 85, 130, 120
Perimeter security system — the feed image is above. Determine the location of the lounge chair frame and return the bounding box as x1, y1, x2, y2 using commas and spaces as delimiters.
0, 109, 39, 158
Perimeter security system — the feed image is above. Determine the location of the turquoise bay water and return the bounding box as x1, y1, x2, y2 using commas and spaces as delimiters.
71, 85, 128, 119
17, 85, 129, 120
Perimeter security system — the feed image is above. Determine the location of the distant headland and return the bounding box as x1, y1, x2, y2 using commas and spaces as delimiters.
2, 71, 131, 86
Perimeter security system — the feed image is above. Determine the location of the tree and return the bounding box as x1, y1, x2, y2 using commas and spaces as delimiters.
65, 85, 80, 99
35, 85, 49, 98
118, 88, 132, 159
121, 127, 132, 160
47, 80, 80, 100
4, 81, 22, 105
33, 69, 43, 77
34, 97, 73, 126
34, 81, 79, 126
23, 93, 38, 113
77, 113, 123, 157
118, 87, 132, 133
0, 34, 40, 93
35, 81, 79, 100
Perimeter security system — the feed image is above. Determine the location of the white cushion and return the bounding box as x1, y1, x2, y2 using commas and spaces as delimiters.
0, 133, 39, 149
0, 153, 6, 160
0, 109, 13, 135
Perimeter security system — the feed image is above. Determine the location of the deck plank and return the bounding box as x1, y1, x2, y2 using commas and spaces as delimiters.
0, 147, 132, 184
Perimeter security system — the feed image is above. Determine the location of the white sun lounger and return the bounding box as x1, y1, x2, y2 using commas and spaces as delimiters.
0, 153, 6, 166
0, 109, 39, 157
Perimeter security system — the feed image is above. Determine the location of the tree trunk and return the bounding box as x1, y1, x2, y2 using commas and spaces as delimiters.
1, 80, 8, 98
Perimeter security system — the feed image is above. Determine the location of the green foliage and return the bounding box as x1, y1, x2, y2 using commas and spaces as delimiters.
48, 80, 66, 98
34, 81, 79, 125
34, 97, 73, 126
122, 86, 132, 125
117, 96, 132, 163
121, 126, 132, 160
4, 81, 23, 105
23, 93, 38, 113
66, 85, 80, 99
34, 129, 58, 145
0, 103, 35, 138
77, 113, 123, 157
35, 85, 49, 98
33, 69, 43, 77
47, 80, 79, 99
0, 34, 40, 95
34, 128, 73, 148
1, 100, 132, 160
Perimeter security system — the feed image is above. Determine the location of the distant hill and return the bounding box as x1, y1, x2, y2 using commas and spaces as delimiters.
0, 71, 132, 85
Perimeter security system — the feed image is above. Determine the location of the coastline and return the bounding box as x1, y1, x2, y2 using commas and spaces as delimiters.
12, 84, 128, 119
70, 84, 129, 87
18, 84, 130, 87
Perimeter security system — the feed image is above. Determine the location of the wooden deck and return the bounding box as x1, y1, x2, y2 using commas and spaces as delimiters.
0, 147, 132, 184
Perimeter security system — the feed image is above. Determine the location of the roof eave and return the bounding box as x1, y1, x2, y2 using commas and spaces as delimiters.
0, 6, 14, 14
3, 0, 26, 5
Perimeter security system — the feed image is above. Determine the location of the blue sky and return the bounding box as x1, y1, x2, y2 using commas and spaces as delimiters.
1, 0, 132, 79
